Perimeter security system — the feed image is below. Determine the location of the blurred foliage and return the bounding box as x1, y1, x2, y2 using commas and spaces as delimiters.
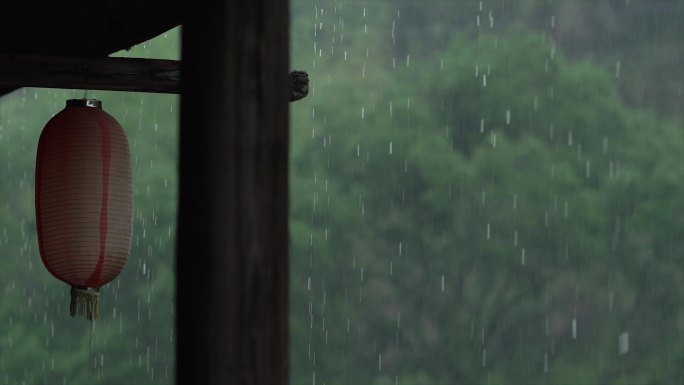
289, 1, 683, 385
0, 1, 682, 385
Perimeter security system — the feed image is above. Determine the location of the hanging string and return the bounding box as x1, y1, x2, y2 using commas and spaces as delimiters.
82, 64, 92, 100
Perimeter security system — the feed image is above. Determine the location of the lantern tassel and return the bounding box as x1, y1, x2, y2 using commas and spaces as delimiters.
70, 286, 100, 320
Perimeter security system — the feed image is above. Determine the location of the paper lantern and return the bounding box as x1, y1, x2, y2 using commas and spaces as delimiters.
35, 99, 132, 320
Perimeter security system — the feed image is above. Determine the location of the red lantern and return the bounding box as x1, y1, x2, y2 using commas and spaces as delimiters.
35, 99, 132, 320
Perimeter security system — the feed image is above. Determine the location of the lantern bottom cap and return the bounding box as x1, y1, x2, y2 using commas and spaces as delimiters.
70, 286, 100, 321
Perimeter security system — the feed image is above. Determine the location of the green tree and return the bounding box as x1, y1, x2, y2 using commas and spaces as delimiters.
290, 16, 684, 383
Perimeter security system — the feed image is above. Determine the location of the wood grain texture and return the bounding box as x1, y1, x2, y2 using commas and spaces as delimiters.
176, 0, 290, 384
0, 54, 308, 100
0, 54, 179, 94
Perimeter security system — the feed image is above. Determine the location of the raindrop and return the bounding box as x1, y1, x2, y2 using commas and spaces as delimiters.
521, 248, 526, 265
513, 230, 518, 246
585, 161, 591, 178
618, 332, 629, 354
391, 21, 396, 43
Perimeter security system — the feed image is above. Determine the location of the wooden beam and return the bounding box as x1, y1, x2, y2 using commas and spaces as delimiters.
176, 0, 289, 383
0, 54, 308, 100
0, 54, 180, 94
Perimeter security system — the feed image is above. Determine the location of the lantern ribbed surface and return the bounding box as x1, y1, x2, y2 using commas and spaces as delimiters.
35, 100, 132, 298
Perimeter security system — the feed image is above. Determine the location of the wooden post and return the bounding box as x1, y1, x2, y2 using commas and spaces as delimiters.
177, 0, 289, 384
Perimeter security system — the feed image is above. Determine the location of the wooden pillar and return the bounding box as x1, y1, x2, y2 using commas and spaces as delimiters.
177, 0, 289, 384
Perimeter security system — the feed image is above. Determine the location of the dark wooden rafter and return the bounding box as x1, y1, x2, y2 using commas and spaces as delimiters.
0, 0, 182, 98
0, 54, 308, 101
0, 1, 181, 56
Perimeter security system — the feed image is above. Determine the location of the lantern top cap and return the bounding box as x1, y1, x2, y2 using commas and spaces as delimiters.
66, 99, 102, 108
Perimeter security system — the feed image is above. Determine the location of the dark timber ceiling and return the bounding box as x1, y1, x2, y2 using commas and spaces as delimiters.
0, 0, 182, 97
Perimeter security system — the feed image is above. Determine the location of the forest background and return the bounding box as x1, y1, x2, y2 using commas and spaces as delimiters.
0, 1, 682, 384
